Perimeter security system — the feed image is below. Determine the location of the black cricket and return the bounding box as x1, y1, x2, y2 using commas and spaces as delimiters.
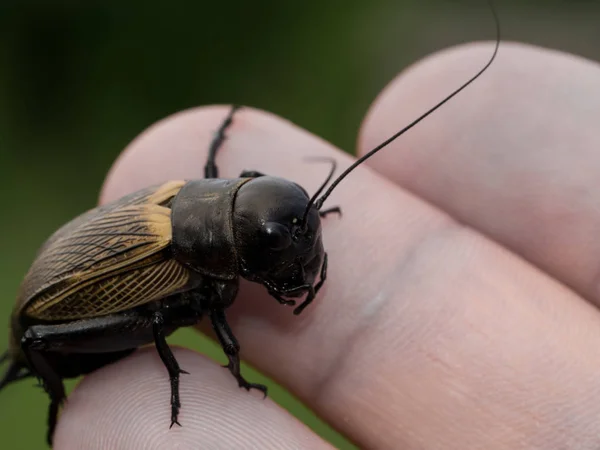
0, 5, 500, 447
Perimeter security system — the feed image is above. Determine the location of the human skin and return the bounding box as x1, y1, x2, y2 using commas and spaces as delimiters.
52, 42, 600, 449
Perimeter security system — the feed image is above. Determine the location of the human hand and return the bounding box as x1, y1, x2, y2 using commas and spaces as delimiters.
53, 42, 600, 449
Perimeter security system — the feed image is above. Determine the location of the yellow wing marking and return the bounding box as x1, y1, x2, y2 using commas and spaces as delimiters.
147, 180, 186, 205
34, 180, 186, 255
20, 203, 172, 303
26, 258, 191, 320
17, 180, 188, 315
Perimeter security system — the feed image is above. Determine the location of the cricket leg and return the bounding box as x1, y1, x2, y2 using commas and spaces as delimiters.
204, 105, 242, 178
209, 309, 267, 396
152, 311, 189, 427
20, 332, 67, 446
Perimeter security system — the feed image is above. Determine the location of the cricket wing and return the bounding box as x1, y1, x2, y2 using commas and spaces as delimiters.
16, 181, 189, 317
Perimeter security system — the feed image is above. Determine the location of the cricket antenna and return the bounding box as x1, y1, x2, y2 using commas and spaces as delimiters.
312, 0, 500, 212
299, 157, 337, 232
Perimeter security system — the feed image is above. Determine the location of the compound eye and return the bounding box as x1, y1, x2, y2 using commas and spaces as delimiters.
262, 222, 292, 251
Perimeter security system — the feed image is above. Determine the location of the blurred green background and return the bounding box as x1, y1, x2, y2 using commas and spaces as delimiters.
0, 0, 598, 448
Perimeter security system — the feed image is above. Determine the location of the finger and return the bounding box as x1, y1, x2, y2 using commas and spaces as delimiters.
101, 105, 600, 449
358, 41, 600, 307
54, 347, 334, 450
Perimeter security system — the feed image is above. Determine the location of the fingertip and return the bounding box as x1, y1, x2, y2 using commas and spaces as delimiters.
357, 40, 600, 307
53, 347, 333, 450
358, 40, 593, 166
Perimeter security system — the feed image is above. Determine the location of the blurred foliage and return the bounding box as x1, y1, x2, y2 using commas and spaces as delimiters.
0, 0, 598, 448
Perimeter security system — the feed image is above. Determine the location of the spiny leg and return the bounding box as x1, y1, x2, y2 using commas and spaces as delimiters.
152, 311, 188, 428
319, 206, 341, 218
0, 351, 28, 391
19, 316, 144, 445
204, 105, 242, 178
0, 362, 32, 390
16, 312, 194, 441
21, 332, 66, 446
209, 309, 267, 396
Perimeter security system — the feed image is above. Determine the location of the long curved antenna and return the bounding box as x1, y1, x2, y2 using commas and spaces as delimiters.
299, 157, 337, 230
314, 0, 500, 211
